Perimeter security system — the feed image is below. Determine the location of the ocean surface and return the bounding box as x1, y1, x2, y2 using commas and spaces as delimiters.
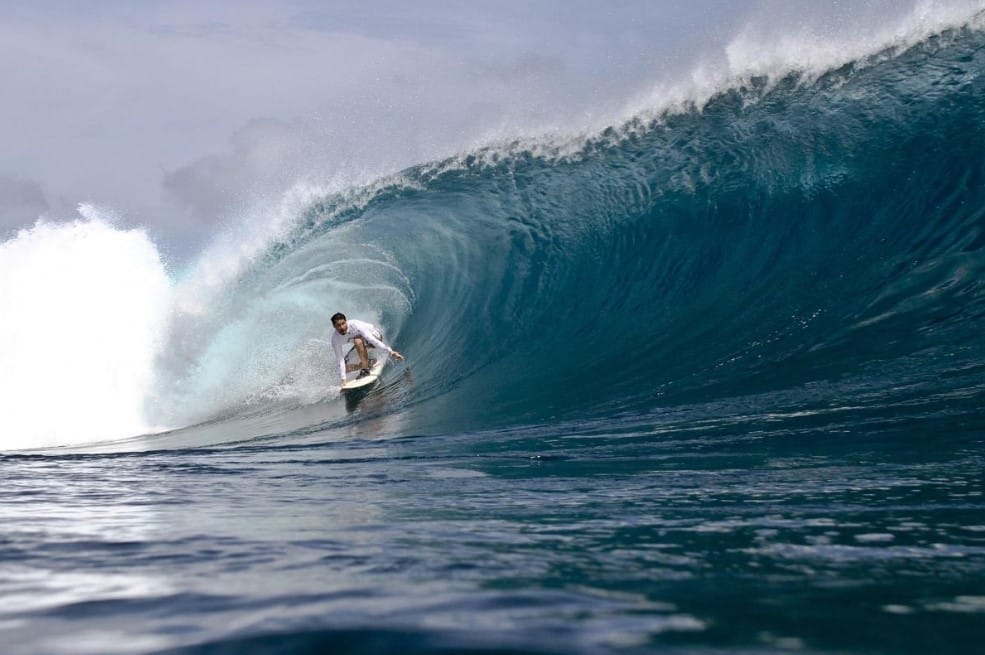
3, 17, 985, 655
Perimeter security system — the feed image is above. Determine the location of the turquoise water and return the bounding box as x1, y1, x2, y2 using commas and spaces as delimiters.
3, 23, 985, 655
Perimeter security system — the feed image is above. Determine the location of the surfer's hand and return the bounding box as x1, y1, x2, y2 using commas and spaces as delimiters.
391, 351, 405, 362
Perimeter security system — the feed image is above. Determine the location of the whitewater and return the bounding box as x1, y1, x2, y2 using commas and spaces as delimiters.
2, 5, 985, 655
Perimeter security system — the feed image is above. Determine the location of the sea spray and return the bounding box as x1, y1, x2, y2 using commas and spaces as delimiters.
144, 181, 414, 427
0, 207, 171, 449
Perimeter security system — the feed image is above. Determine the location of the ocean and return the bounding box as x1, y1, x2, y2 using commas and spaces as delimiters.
2, 15, 985, 655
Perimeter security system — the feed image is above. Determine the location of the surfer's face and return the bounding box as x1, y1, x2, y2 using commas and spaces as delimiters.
333, 318, 348, 334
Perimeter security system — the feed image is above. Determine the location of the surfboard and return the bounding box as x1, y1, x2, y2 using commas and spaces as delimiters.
340, 345, 387, 391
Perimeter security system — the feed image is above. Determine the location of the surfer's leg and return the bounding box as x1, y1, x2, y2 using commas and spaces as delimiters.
353, 337, 370, 371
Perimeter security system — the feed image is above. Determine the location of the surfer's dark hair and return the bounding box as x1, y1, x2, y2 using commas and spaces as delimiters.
331, 312, 346, 324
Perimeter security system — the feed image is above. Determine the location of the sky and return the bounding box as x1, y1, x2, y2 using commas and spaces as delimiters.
0, 0, 980, 262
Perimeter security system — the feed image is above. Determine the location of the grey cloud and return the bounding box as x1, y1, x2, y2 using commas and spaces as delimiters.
151, 118, 340, 263
0, 176, 49, 236
466, 53, 567, 84
0, 0, 967, 260
162, 119, 313, 225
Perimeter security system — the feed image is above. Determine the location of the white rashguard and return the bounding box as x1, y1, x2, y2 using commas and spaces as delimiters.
331, 318, 393, 382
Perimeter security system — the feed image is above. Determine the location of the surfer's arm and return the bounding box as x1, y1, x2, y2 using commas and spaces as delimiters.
365, 332, 404, 362
361, 329, 393, 355
351, 321, 404, 362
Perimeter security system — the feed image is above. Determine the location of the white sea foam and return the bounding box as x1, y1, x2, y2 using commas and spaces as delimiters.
409, 1, 985, 182
725, 0, 983, 80
0, 207, 172, 449
608, 1, 976, 131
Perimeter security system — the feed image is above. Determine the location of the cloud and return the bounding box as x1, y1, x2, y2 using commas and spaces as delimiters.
1, 0, 976, 260
162, 119, 313, 224
465, 53, 567, 84
1, 2, 735, 256
0, 177, 49, 236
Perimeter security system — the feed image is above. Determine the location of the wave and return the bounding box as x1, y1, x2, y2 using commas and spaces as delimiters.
3, 16, 985, 449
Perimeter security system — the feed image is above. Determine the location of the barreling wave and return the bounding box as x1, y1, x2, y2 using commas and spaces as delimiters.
141, 22, 985, 441
5, 19, 982, 451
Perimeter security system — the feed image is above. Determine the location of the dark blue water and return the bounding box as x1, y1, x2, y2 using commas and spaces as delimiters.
3, 23, 985, 655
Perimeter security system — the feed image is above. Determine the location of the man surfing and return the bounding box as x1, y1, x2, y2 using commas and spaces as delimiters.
330, 312, 405, 387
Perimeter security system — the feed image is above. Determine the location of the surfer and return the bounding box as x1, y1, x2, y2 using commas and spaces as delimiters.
330, 312, 405, 385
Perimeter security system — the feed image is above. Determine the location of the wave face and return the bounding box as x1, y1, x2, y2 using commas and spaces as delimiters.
135, 23, 985, 444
